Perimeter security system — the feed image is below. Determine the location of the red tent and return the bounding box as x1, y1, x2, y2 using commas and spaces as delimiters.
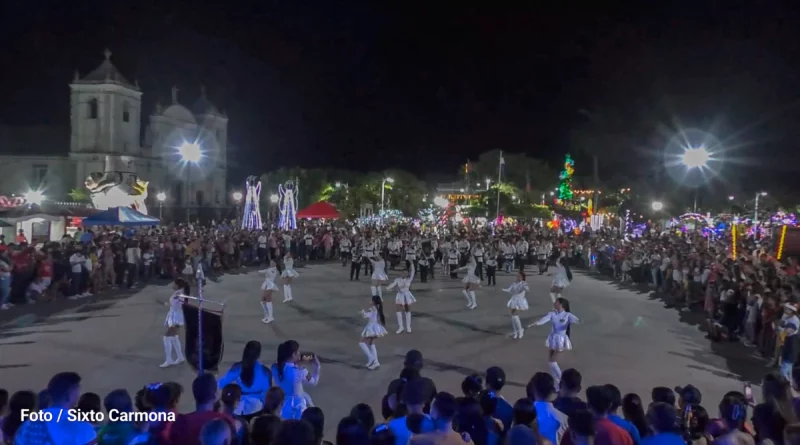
296, 201, 340, 219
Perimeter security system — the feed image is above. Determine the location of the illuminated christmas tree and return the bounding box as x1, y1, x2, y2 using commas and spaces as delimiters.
558, 154, 575, 201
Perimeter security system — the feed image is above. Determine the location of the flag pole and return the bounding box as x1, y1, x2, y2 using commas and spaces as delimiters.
495, 151, 502, 221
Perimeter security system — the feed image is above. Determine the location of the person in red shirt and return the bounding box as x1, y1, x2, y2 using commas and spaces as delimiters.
169, 373, 235, 445
27, 251, 54, 301
15, 229, 27, 244
560, 386, 634, 445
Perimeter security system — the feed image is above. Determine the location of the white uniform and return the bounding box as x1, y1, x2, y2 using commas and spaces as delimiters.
164, 290, 186, 327
461, 261, 481, 284
388, 268, 416, 305
260, 267, 280, 291
361, 307, 388, 338
504, 281, 530, 311
370, 258, 389, 282
281, 257, 299, 278
552, 263, 570, 288
534, 310, 580, 351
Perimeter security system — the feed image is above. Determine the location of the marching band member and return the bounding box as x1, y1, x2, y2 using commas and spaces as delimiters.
550, 257, 571, 303
448, 244, 460, 279
259, 261, 279, 323
362, 237, 376, 275
457, 237, 471, 266
388, 237, 402, 270
281, 252, 299, 303
515, 237, 529, 272
460, 256, 481, 309
369, 253, 389, 298
531, 298, 579, 385
350, 242, 363, 281
473, 242, 485, 281
429, 237, 439, 278
536, 240, 550, 275
160, 278, 188, 367
339, 234, 352, 267
405, 241, 418, 275
504, 272, 530, 339
359, 295, 388, 370
418, 245, 432, 283
502, 241, 516, 273
387, 267, 416, 334
485, 248, 498, 286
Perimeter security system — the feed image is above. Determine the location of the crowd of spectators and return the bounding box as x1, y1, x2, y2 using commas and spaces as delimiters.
4, 347, 800, 445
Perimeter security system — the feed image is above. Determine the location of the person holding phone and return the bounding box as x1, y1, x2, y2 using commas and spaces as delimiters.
272, 340, 320, 419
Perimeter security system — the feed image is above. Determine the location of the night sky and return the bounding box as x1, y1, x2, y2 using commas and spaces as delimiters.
2, 2, 799, 185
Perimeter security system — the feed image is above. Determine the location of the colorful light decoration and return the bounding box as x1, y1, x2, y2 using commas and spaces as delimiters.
241, 176, 263, 230
731, 224, 737, 258
558, 154, 575, 201
278, 180, 298, 230
777, 225, 788, 260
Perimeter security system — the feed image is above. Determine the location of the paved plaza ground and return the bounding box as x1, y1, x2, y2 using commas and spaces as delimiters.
1, 263, 765, 432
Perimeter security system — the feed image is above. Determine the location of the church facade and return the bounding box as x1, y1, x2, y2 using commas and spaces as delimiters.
0, 49, 229, 221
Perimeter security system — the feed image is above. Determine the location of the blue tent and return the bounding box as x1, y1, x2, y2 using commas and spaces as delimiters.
81, 207, 160, 227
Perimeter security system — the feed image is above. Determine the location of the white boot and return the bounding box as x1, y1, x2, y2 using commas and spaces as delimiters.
170, 336, 185, 363
462, 290, 471, 307
469, 291, 477, 309
263, 302, 274, 324
377, 286, 382, 298
510, 316, 519, 339
549, 361, 562, 387
160, 336, 175, 367
513, 315, 523, 339
549, 293, 557, 303
368, 344, 380, 369
395, 312, 405, 334
283, 285, 291, 302
359, 342, 374, 367
261, 302, 270, 322
405, 312, 412, 333
370, 286, 377, 296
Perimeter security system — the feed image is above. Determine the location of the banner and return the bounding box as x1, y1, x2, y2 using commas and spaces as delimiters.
182, 304, 224, 372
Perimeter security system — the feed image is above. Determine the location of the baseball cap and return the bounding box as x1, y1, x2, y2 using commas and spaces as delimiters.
674, 384, 702, 405
485, 366, 506, 390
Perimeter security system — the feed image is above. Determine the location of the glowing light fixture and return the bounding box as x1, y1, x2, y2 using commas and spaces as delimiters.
24, 190, 45, 206
433, 196, 449, 208
232, 191, 243, 202
270, 194, 279, 203
178, 141, 202, 163
681, 146, 710, 169
156, 192, 167, 202
651, 201, 664, 211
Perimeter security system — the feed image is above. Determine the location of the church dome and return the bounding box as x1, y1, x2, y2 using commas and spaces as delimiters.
191, 87, 221, 116
74, 49, 137, 90
161, 104, 197, 124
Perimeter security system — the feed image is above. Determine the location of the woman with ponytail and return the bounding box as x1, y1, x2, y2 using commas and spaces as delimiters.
271, 340, 320, 419
359, 295, 388, 370
531, 297, 580, 387
217, 340, 273, 419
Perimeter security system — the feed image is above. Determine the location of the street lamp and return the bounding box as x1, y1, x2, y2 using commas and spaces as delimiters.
681, 146, 710, 169
433, 196, 449, 208
156, 192, 166, 219
269, 194, 279, 225
178, 141, 203, 223
485, 178, 491, 191
651, 201, 664, 212
381, 177, 394, 213
23, 189, 45, 206
728, 195, 735, 201
233, 191, 243, 225
270, 194, 279, 204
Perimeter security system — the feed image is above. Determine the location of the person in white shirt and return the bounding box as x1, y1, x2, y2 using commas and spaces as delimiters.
125, 241, 141, 288
281, 252, 299, 302
302, 232, 314, 261
257, 233, 268, 265
339, 235, 352, 267
69, 250, 88, 299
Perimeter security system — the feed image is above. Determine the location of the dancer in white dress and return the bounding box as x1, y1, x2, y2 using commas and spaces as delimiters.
387, 267, 416, 334
160, 278, 188, 368
459, 256, 481, 309
369, 254, 390, 298
504, 271, 530, 339
259, 260, 279, 324
272, 340, 320, 419
358, 295, 388, 370
550, 257, 572, 303
281, 252, 299, 303
531, 297, 579, 385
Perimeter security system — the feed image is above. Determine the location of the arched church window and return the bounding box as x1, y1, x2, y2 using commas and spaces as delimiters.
88, 98, 98, 119
122, 102, 130, 122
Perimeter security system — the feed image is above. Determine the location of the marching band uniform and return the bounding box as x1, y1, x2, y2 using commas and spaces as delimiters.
388, 267, 416, 334
473, 244, 485, 281
460, 260, 481, 309
350, 244, 363, 281
388, 239, 402, 270
259, 267, 279, 323
504, 281, 530, 339
485, 251, 498, 286
503, 243, 516, 273
418, 247, 432, 283
430, 238, 439, 278
271, 361, 319, 419
457, 239, 471, 266
405, 244, 418, 275
536, 241, 550, 274
515, 239, 529, 272
550, 262, 571, 303
161, 290, 186, 367
448, 247, 460, 279
533, 309, 580, 383
362, 240, 376, 275
370, 257, 389, 298
281, 257, 299, 302
339, 236, 352, 266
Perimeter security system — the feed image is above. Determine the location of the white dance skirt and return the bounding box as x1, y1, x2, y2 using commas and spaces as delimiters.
281, 268, 299, 278
361, 321, 388, 338
165, 309, 185, 327
545, 332, 572, 351
372, 271, 389, 282
280, 393, 314, 420
507, 294, 529, 311
552, 276, 570, 288
462, 275, 481, 284
262, 280, 279, 291
395, 290, 416, 305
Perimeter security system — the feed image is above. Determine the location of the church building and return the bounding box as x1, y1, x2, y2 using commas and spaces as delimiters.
0, 49, 229, 221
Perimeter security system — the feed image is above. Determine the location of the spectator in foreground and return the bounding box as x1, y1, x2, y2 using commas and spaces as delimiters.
784, 423, 800, 445
97, 389, 138, 445
528, 372, 567, 445
250, 414, 281, 445
484, 366, 514, 431
350, 403, 376, 433
274, 419, 316, 445
622, 394, 650, 440
642, 402, 683, 445
169, 373, 234, 445
1, 390, 36, 443
389, 378, 429, 445
410, 392, 472, 445
554, 368, 587, 418
337, 416, 370, 445
200, 418, 233, 445
568, 410, 595, 445
507, 424, 539, 445
511, 398, 536, 429
387, 350, 437, 411
263, 386, 285, 417
14, 372, 96, 445
605, 384, 642, 445
372, 424, 397, 445
302, 406, 332, 445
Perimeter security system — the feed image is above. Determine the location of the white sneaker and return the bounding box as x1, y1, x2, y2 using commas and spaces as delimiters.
396, 326, 405, 334
406, 327, 412, 334
366, 359, 376, 368
159, 360, 175, 368
84, 292, 93, 297
262, 317, 274, 324
512, 331, 519, 339
174, 356, 185, 364
469, 304, 477, 310
1, 303, 10, 310
368, 361, 380, 370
